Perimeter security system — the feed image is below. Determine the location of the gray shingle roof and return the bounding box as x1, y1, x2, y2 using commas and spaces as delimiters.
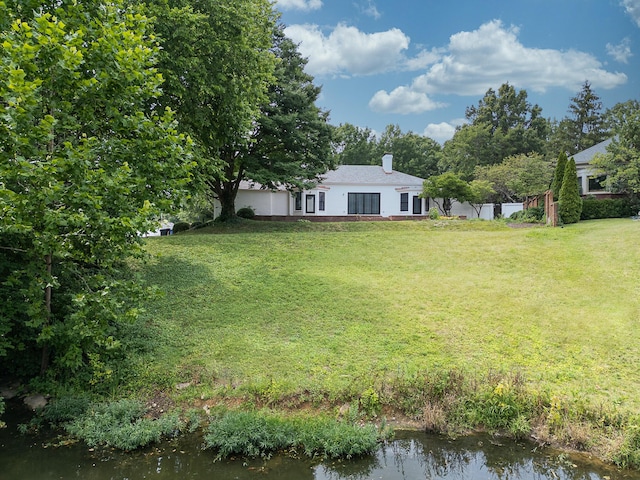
571, 138, 613, 166
320, 165, 424, 186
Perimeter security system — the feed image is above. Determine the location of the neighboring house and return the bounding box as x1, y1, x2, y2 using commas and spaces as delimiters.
572, 138, 618, 198
225, 154, 522, 221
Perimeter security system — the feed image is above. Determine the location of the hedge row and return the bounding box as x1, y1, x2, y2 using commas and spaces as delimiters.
580, 198, 637, 220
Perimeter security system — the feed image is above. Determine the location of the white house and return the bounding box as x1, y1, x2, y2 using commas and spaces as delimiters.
572, 138, 616, 197
227, 154, 522, 221
233, 154, 428, 219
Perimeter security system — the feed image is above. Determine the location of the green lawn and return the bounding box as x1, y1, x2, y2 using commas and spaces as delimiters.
137, 219, 640, 413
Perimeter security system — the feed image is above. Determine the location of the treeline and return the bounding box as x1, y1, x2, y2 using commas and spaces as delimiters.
333, 83, 640, 207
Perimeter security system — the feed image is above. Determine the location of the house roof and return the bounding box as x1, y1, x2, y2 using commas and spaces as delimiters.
571, 138, 613, 166
320, 165, 424, 186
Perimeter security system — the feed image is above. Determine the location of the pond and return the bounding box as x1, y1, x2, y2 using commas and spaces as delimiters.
1, 402, 639, 480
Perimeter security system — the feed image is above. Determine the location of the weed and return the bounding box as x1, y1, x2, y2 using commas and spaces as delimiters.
63, 399, 186, 451
204, 410, 385, 460
613, 424, 640, 469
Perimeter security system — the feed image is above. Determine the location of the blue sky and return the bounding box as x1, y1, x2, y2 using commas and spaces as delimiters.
275, 0, 640, 143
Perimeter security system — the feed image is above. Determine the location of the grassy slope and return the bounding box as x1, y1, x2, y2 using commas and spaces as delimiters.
138, 219, 640, 412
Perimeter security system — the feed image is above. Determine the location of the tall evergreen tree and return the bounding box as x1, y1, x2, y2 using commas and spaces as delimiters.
558, 158, 582, 224
551, 152, 568, 200
567, 81, 607, 153
241, 27, 334, 199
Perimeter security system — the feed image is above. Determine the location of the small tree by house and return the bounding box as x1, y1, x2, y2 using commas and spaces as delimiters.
422, 172, 471, 217
468, 180, 495, 218
558, 158, 582, 224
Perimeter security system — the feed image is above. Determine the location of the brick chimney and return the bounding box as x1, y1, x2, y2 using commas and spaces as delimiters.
382, 153, 393, 173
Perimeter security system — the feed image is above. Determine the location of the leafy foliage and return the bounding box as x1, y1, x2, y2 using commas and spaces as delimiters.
204, 410, 384, 459
580, 197, 636, 220
442, 83, 548, 177
422, 172, 471, 216
64, 399, 186, 451
172, 222, 191, 234
592, 100, 640, 194
0, 1, 192, 378
558, 158, 582, 224
146, 0, 277, 222
242, 27, 334, 199
475, 153, 553, 203
236, 207, 256, 219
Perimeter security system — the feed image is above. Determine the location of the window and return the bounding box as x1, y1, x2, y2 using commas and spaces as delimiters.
306, 194, 315, 213
318, 191, 325, 211
294, 192, 302, 211
400, 193, 409, 212
348, 193, 380, 215
588, 175, 607, 192
413, 196, 422, 214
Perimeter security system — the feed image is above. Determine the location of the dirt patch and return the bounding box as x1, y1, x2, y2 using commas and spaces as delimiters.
144, 391, 176, 419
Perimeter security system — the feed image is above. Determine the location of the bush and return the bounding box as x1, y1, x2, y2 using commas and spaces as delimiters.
64, 399, 186, 451
509, 206, 544, 223
580, 198, 635, 220
172, 222, 191, 233
236, 207, 256, 219
428, 207, 440, 220
204, 410, 384, 460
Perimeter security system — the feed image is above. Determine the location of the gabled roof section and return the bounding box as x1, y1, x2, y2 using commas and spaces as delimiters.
320, 165, 425, 186
571, 138, 613, 166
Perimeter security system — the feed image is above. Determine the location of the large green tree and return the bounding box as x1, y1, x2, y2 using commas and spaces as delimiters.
0, 1, 192, 377
146, 0, 277, 221
332, 123, 379, 165
442, 83, 548, 176
475, 153, 553, 204
376, 125, 442, 178
592, 100, 640, 193
240, 27, 334, 197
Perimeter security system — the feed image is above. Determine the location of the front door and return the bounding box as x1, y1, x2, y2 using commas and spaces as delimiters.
306, 194, 315, 214
413, 196, 422, 214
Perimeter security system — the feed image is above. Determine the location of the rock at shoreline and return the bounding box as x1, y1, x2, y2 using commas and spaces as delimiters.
24, 394, 48, 410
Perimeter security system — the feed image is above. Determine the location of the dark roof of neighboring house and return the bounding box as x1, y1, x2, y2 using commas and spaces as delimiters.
571, 138, 613, 166
320, 165, 424, 186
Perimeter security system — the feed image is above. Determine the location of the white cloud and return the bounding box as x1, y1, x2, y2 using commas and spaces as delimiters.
357, 0, 381, 19
369, 87, 446, 114
284, 23, 410, 76
414, 20, 627, 95
621, 0, 640, 27
276, 0, 322, 11
422, 119, 467, 144
404, 48, 442, 71
370, 20, 628, 115
607, 38, 633, 63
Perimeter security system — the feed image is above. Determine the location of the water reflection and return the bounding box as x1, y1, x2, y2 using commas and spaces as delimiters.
316, 432, 638, 480
1, 409, 639, 480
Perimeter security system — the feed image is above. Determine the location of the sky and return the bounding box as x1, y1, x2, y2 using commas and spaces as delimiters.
274, 0, 640, 143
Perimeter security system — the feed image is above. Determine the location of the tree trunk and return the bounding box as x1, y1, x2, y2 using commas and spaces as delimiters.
215, 181, 238, 222
40, 253, 52, 375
